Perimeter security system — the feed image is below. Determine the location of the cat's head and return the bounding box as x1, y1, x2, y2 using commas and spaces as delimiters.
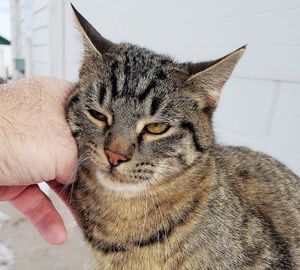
67, 5, 245, 194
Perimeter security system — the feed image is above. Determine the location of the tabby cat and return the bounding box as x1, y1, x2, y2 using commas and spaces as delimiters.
67, 5, 300, 270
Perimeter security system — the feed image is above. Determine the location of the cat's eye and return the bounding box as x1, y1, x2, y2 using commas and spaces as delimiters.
145, 123, 169, 134
88, 109, 107, 122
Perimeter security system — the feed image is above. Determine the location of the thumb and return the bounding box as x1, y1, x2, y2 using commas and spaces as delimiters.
10, 185, 67, 245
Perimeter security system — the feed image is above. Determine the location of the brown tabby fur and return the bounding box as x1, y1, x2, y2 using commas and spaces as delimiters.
67, 6, 300, 270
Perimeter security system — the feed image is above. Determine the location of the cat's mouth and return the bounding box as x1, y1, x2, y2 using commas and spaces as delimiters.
108, 166, 119, 175
95, 169, 149, 194
98, 166, 140, 184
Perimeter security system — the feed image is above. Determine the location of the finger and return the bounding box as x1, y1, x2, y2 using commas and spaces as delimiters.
0, 186, 27, 201
10, 185, 67, 245
47, 180, 70, 206
54, 121, 78, 185
57, 79, 75, 98
40, 76, 75, 101
47, 180, 80, 224
55, 152, 77, 185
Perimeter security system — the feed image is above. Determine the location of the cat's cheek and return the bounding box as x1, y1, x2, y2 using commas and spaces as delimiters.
151, 159, 183, 183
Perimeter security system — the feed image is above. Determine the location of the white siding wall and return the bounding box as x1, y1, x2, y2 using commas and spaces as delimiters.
31, 0, 50, 75
13, 0, 300, 175
0, 45, 12, 79
31, 0, 64, 77
11, 0, 64, 78
11, 0, 23, 78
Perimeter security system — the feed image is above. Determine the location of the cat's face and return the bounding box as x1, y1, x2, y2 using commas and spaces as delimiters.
68, 45, 211, 192
67, 6, 244, 194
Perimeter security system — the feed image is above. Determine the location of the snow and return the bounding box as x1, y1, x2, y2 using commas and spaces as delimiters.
0, 212, 9, 229
0, 244, 14, 270
0, 211, 14, 269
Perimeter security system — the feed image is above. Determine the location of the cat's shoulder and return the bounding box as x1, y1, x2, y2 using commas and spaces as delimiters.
211, 144, 276, 164
210, 144, 299, 183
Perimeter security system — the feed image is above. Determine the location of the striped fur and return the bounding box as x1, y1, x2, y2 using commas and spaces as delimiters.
67, 6, 300, 270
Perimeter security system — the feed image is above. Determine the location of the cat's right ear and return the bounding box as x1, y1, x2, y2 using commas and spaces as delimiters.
71, 4, 115, 56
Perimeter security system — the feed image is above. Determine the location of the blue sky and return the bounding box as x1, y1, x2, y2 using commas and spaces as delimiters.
0, 0, 10, 39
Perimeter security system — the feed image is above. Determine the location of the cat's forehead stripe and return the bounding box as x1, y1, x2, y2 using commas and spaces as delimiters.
110, 61, 118, 98
122, 51, 131, 95
138, 80, 157, 102
103, 48, 172, 102
99, 84, 106, 105
150, 97, 161, 116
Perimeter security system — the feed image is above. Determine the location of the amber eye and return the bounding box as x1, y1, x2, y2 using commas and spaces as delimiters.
145, 123, 169, 134
88, 109, 107, 122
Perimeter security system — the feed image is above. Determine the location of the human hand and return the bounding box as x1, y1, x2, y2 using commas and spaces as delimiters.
0, 77, 78, 244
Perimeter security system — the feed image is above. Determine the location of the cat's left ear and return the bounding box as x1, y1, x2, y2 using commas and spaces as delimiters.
71, 3, 115, 56
186, 46, 246, 107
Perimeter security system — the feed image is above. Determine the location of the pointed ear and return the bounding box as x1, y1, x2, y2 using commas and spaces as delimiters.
186, 46, 246, 107
70, 3, 115, 56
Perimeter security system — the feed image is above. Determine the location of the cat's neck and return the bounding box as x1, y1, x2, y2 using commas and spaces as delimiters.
75, 154, 216, 222
74, 155, 216, 247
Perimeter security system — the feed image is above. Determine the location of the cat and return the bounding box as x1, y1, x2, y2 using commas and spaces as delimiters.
67, 5, 300, 270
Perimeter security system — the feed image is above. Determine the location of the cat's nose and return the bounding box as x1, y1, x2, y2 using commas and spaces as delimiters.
105, 149, 128, 167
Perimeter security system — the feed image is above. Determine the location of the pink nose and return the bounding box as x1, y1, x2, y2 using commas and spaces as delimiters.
105, 149, 128, 167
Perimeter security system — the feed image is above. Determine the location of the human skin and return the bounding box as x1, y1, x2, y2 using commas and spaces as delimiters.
0, 77, 78, 244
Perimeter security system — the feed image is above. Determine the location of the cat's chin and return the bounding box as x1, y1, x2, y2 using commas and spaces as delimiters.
95, 170, 149, 196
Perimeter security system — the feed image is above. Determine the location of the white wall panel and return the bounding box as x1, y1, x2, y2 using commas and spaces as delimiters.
32, 6, 48, 31
32, 26, 49, 45
32, 44, 49, 62
32, 0, 47, 13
